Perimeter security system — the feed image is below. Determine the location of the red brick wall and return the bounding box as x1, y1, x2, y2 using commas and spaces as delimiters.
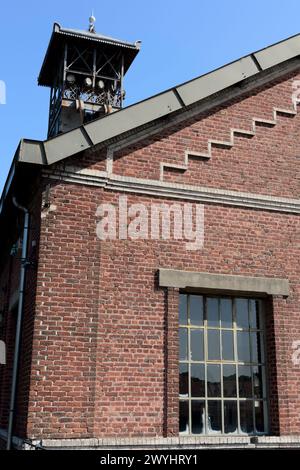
2, 67, 300, 440
0, 189, 42, 437
24, 183, 300, 438
26, 183, 103, 438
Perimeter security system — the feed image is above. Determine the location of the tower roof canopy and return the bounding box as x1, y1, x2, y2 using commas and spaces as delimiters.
38, 23, 141, 87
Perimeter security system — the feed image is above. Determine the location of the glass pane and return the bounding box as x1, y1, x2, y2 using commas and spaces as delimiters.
207, 329, 220, 360
253, 366, 263, 398
207, 364, 221, 397
207, 401, 222, 434
191, 401, 205, 434
190, 329, 204, 361
239, 365, 252, 398
222, 330, 234, 360
179, 328, 188, 360
251, 332, 262, 363
179, 401, 189, 434
179, 363, 188, 397
190, 295, 203, 326
237, 331, 251, 362
178, 296, 266, 437
254, 400, 265, 433
249, 299, 260, 329
224, 401, 238, 434
191, 364, 205, 397
240, 401, 254, 434
223, 364, 237, 397
207, 298, 219, 327
236, 298, 249, 329
179, 294, 187, 325
220, 298, 233, 328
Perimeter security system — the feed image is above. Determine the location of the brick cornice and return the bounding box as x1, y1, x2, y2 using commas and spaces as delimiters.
42, 167, 300, 214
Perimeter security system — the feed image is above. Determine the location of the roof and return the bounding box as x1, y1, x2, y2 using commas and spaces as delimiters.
23, 31, 300, 166
38, 23, 141, 87
1, 31, 300, 216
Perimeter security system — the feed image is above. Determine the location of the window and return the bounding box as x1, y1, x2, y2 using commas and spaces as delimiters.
179, 294, 268, 435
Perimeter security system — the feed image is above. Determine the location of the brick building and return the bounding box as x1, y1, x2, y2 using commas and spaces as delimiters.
0, 22, 300, 449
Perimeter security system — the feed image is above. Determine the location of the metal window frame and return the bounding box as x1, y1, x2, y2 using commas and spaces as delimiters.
179, 294, 268, 436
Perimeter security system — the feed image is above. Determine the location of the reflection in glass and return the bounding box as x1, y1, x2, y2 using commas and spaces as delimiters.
207, 401, 222, 434
224, 401, 238, 434
239, 365, 252, 398
254, 400, 265, 433
253, 366, 263, 398
222, 330, 234, 360
179, 294, 187, 325
223, 364, 237, 397
190, 329, 204, 361
191, 401, 205, 434
240, 401, 254, 434
236, 298, 249, 329
208, 329, 220, 360
249, 299, 260, 329
190, 295, 203, 326
220, 298, 232, 328
207, 364, 221, 397
179, 328, 188, 360
179, 401, 189, 433
251, 332, 262, 363
237, 331, 251, 362
191, 364, 205, 397
179, 294, 266, 437
207, 298, 219, 327
179, 363, 188, 397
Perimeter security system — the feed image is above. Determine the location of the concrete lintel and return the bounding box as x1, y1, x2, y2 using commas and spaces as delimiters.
159, 269, 289, 296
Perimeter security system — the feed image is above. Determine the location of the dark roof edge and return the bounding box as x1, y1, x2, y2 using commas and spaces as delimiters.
0, 147, 19, 216
56, 23, 140, 49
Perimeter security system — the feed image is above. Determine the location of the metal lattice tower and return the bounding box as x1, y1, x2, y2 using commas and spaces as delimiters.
38, 21, 141, 137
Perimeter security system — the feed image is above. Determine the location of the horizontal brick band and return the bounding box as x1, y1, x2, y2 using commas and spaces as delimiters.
42, 167, 300, 214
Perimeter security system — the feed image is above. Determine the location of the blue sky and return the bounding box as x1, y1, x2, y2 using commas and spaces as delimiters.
1, 0, 300, 194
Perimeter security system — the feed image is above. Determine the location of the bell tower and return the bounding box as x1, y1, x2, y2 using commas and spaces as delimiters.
38, 17, 141, 138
